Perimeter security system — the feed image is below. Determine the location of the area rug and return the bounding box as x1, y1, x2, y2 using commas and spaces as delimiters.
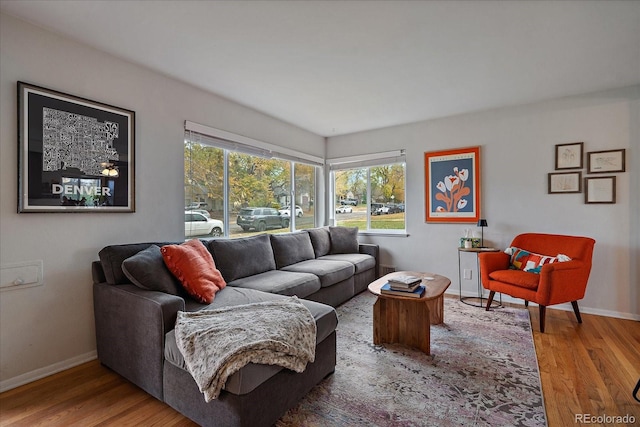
277, 292, 547, 427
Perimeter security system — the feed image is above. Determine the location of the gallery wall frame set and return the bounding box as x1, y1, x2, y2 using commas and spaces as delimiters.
18, 82, 135, 213
424, 146, 480, 223
550, 142, 625, 204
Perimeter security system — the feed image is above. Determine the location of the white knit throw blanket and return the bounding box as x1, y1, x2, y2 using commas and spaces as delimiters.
174, 297, 317, 402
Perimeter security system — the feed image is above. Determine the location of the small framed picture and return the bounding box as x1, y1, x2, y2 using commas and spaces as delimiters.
585, 176, 616, 204
587, 149, 625, 174
555, 142, 583, 170
548, 171, 582, 194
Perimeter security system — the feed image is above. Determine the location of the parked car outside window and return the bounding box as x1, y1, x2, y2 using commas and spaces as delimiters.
374, 205, 390, 215
340, 198, 358, 206
335, 205, 353, 214
385, 203, 402, 214
237, 207, 289, 232
188, 209, 211, 218
185, 211, 223, 237
278, 205, 303, 217
370, 203, 383, 214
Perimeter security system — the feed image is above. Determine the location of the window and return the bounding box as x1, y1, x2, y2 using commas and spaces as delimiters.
329, 151, 406, 233
184, 122, 321, 239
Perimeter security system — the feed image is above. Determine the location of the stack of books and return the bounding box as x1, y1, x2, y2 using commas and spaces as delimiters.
381, 275, 425, 298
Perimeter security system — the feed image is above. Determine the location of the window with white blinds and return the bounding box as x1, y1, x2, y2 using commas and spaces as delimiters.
184, 122, 321, 238
328, 150, 407, 234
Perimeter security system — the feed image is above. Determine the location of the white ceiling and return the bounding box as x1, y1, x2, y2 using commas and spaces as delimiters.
2, 0, 639, 137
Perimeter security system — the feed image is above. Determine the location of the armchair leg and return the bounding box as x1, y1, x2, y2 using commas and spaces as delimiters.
485, 291, 495, 311
539, 305, 546, 333
571, 301, 583, 324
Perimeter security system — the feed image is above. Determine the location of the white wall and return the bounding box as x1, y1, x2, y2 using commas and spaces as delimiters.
0, 13, 324, 390
327, 86, 640, 320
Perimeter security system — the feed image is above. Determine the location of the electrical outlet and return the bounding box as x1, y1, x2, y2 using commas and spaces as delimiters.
463, 269, 472, 280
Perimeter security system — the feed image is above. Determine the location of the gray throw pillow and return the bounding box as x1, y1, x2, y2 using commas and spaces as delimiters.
307, 227, 331, 258
121, 245, 183, 295
329, 226, 359, 254
270, 232, 315, 269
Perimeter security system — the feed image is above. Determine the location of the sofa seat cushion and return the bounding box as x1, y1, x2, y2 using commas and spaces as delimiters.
319, 253, 376, 274
281, 259, 354, 288
489, 270, 539, 290
228, 270, 320, 298
164, 286, 337, 396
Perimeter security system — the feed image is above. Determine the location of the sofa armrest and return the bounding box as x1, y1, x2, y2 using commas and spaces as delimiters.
93, 282, 185, 400
359, 243, 380, 278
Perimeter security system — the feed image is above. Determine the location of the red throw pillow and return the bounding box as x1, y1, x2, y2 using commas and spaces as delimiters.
161, 239, 226, 303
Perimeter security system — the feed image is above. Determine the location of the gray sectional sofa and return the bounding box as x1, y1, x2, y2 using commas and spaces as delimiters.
92, 226, 379, 427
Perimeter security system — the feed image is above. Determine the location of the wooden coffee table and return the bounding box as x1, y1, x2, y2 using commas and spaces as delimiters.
367, 271, 451, 355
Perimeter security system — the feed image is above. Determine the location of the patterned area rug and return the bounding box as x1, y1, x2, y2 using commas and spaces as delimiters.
277, 292, 547, 427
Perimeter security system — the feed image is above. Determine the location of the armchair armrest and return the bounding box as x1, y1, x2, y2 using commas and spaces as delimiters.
537, 260, 590, 305
478, 252, 510, 289
93, 282, 185, 400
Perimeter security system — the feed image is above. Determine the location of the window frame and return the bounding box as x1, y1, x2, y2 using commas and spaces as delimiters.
328, 150, 407, 235
184, 122, 323, 238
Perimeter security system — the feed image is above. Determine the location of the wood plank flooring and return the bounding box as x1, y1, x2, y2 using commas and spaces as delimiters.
1, 304, 638, 426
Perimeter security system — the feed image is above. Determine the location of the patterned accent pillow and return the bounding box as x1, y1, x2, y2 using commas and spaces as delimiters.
161, 239, 226, 303
505, 247, 571, 274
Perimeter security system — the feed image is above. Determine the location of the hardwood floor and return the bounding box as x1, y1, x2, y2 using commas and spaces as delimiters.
1, 305, 638, 426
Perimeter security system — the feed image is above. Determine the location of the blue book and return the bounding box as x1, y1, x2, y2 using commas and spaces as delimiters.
380, 283, 425, 298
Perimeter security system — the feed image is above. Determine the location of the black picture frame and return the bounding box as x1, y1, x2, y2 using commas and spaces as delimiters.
18, 82, 135, 212
585, 176, 616, 204
548, 171, 582, 194
555, 142, 583, 170
587, 149, 626, 174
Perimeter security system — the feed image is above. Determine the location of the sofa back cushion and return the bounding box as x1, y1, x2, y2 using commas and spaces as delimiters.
208, 234, 276, 282
99, 241, 176, 285
329, 226, 359, 254
307, 227, 331, 258
511, 233, 595, 264
270, 232, 315, 269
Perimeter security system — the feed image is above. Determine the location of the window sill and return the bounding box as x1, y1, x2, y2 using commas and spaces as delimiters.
358, 231, 409, 237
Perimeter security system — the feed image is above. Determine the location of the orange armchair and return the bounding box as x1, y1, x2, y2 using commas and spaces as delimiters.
478, 233, 595, 332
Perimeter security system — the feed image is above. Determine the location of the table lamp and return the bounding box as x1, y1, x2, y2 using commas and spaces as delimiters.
477, 219, 488, 247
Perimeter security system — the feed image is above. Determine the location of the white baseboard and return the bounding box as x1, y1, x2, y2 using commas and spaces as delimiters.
0, 350, 97, 393
446, 289, 640, 321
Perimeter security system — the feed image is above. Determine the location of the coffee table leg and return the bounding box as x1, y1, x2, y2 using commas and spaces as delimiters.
425, 295, 445, 325
373, 296, 432, 355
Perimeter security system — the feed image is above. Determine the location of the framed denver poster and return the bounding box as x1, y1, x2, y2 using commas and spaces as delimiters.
425, 146, 480, 223
18, 82, 135, 212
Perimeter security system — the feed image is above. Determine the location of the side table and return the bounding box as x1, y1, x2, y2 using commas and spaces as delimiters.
458, 247, 502, 308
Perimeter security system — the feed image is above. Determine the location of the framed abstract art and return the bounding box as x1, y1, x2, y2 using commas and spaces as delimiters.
424, 146, 480, 223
